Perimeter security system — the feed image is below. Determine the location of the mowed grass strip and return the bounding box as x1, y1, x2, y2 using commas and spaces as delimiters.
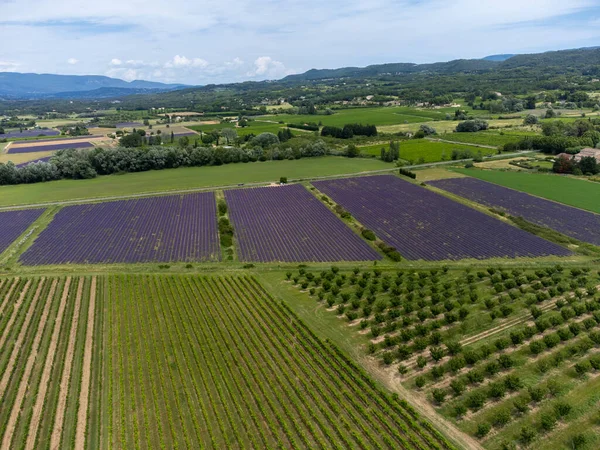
0, 156, 392, 207
455, 169, 600, 214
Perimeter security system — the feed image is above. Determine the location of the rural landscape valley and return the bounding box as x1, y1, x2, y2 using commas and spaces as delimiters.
2, 2, 600, 449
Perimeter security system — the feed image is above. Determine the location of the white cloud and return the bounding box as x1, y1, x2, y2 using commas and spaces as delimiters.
164, 55, 209, 69
0, 61, 20, 72
0, 0, 599, 83
248, 56, 291, 78
67, 57, 78, 65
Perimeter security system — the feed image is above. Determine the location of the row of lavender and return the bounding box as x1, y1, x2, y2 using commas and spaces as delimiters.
428, 177, 600, 246
225, 184, 381, 262
7, 141, 95, 154
0, 209, 45, 255
19, 192, 220, 265
313, 176, 571, 261
0, 129, 59, 139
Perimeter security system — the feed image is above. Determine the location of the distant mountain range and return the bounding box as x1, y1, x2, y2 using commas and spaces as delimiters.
482, 54, 515, 62
282, 46, 600, 82
0, 73, 189, 99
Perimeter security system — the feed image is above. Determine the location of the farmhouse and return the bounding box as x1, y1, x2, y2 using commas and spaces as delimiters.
573, 147, 600, 163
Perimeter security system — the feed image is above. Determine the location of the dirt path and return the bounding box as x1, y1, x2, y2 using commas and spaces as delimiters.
0, 279, 33, 356
0, 277, 20, 316
0, 279, 42, 398
1, 279, 58, 448
75, 276, 96, 449
50, 277, 84, 450
25, 277, 72, 450
362, 356, 482, 450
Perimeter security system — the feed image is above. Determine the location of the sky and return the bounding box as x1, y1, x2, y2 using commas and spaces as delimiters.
1, 0, 600, 85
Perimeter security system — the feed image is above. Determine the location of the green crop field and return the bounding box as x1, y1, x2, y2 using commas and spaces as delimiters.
436, 131, 537, 148
0, 156, 392, 208
187, 120, 285, 136
282, 265, 600, 450
263, 106, 449, 128
0, 273, 456, 449
359, 139, 494, 163
454, 169, 600, 214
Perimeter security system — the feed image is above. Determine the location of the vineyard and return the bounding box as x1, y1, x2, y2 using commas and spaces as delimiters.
313, 175, 570, 260
0, 276, 97, 449
0, 274, 454, 449
286, 265, 600, 449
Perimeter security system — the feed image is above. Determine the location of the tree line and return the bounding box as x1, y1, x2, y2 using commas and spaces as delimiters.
0, 139, 334, 186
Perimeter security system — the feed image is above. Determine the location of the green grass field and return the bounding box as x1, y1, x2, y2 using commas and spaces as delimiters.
454, 169, 600, 214
263, 106, 449, 128
188, 120, 285, 136
359, 139, 494, 163
0, 156, 392, 207
436, 131, 537, 147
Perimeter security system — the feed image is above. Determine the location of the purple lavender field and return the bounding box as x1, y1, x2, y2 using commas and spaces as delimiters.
225, 184, 381, 262
20, 192, 220, 265
116, 122, 143, 128
8, 141, 94, 154
16, 156, 52, 168
1, 129, 59, 139
429, 177, 600, 246
313, 175, 571, 261
0, 208, 45, 255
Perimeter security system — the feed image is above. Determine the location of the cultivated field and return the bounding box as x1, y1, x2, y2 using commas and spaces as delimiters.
313, 175, 570, 260
20, 193, 220, 265
284, 265, 600, 449
453, 170, 600, 214
0, 273, 459, 449
429, 178, 600, 247
358, 139, 493, 163
0, 208, 45, 255
225, 184, 381, 262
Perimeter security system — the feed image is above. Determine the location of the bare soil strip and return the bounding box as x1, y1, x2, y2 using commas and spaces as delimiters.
75, 276, 96, 449
25, 277, 72, 450
50, 277, 84, 450
0, 279, 33, 355
0, 277, 20, 316
1, 279, 58, 448
0, 279, 41, 398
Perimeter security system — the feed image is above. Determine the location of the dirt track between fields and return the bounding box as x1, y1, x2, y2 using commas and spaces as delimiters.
0, 279, 42, 398
50, 277, 83, 450
26, 277, 72, 450
75, 276, 96, 449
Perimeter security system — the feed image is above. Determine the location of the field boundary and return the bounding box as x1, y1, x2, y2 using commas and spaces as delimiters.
0, 152, 531, 211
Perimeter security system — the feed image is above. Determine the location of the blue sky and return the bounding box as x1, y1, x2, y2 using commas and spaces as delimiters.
1, 0, 600, 84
